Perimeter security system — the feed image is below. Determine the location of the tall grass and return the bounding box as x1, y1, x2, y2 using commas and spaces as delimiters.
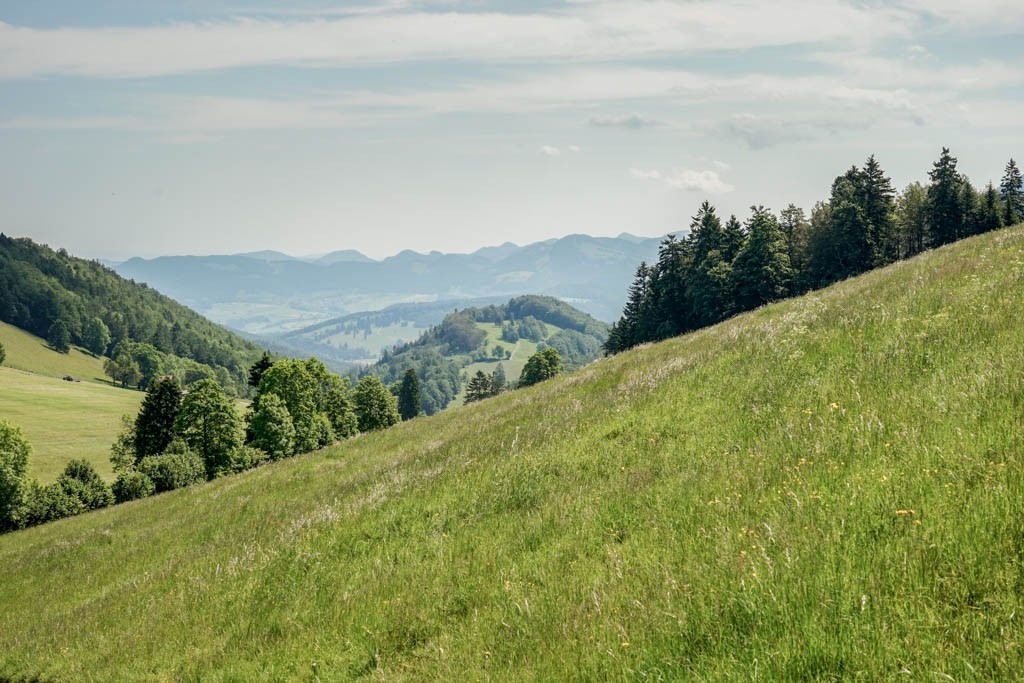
1, 226, 1022, 680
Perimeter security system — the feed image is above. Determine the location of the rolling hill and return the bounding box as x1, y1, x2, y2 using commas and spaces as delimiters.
0, 321, 142, 482
111, 233, 663, 335
1, 225, 1023, 679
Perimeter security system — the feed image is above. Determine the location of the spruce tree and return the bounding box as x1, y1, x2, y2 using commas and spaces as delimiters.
605, 262, 651, 354
730, 206, 792, 311
927, 147, 966, 246
1001, 158, 1023, 226
860, 155, 897, 267
133, 375, 182, 460
686, 201, 732, 327
397, 368, 421, 420
247, 351, 274, 389
977, 182, 1005, 234
464, 371, 492, 403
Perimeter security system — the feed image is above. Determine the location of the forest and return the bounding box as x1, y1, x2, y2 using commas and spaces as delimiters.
605, 151, 1022, 353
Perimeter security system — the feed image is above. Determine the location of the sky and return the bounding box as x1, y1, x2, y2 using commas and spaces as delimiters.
1, 1, 1022, 260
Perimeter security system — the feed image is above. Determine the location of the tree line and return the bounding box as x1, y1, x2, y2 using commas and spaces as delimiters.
606, 151, 1022, 353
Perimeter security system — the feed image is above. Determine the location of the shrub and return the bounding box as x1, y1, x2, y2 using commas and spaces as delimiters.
58, 459, 114, 510
224, 445, 270, 474
112, 471, 156, 503
0, 420, 31, 530
16, 480, 85, 527
138, 451, 206, 493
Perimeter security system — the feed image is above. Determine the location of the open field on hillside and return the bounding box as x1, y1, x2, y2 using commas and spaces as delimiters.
1, 226, 1023, 680
0, 367, 142, 482
0, 320, 109, 384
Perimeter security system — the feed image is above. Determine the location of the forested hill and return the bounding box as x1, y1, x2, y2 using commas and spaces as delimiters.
368, 295, 609, 414
0, 235, 263, 395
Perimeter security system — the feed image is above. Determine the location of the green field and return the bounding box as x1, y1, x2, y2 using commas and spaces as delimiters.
449, 323, 541, 406
0, 367, 142, 482
0, 320, 110, 384
2, 226, 1024, 680
321, 321, 430, 359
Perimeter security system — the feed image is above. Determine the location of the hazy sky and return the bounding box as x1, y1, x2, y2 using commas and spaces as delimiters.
1, 1, 1021, 259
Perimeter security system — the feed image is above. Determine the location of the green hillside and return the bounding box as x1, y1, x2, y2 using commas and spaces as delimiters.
0, 320, 109, 383
0, 367, 142, 483
1, 226, 1023, 680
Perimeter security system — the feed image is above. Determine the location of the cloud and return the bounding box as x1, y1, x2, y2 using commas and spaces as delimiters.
589, 113, 664, 129
629, 167, 734, 194
541, 145, 561, 156
567, 145, 581, 153
0, 1, 915, 80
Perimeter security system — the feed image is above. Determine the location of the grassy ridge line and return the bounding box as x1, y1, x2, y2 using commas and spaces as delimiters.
0, 367, 142, 482
0, 227, 1023, 679
0, 320, 110, 384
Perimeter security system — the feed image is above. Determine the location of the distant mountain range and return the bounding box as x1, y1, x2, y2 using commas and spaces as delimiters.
111, 233, 664, 336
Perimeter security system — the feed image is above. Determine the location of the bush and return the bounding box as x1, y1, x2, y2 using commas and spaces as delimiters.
58, 459, 114, 510
0, 340, 5, 365
0, 420, 31, 530
224, 445, 270, 474
112, 471, 156, 503
16, 480, 85, 527
138, 451, 206, 493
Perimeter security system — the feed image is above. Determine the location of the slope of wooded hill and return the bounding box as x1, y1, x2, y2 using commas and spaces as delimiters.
1, 226, 1023, 680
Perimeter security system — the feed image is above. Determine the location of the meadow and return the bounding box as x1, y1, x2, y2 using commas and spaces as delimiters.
0, 320, 111, 384
0, 226, 1022, 680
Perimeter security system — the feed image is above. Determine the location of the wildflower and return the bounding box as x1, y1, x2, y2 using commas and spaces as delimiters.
621, 642, 630, 648
895, 509, 914, 516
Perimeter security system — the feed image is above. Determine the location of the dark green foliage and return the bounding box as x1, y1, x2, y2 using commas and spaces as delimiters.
354, 375, 400, 431
133, 375, 182, 460
1002, 158, 1023, 226
731, 206, 792, 310
491, 363, 506, 393
138, 450, 206, 493
58, 459, 114, 510
104, 352, 141, 388
248, 351, 274, 389
249, 393, 296, 459
398, 368, 421, 420
464, 370, 493, 403
435, 313, 486, 354
0, 340, 5, 365
82, 317, 111, 356
0, 420, 31, 530
174, 379, 242, 477
372, 347, 462, 416
15, 480, 85, 527
0, 235, 263, 395
47, 319, 71, 353
927, 147, 968, 246
519, 348, 562, 388
607, 149, 1009, 356
112, 471, 155, 503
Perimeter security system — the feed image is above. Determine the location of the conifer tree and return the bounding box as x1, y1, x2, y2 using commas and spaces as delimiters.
397, 368, 421, 420
1001, 158, 1023, 226
927, 147, 966, 246
491, 363, 506, 394
248, 351, 274, 389
731, 206, 792, 310
686, 202, 732, 327
605, 262, 651, 354
133, 375, 182, 460
860, 155, 898, 267
977, 182, 1005, 234
464, 370, 493, 403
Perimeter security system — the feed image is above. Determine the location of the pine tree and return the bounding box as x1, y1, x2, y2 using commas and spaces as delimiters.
247, 351, 274, 389
133, 375, 182, 460
977, 182, 1005, 234
491, 363, 507, 394
721, 214, 746, 263
686, 201, 732, 327
731, 206, 792, 311
860, 155, 897, 267
464, 371, 493, 403
397, 368, 421, 420
927, 147, 966, 246
605, 262, 650, 354
1001, 158, 1023, 226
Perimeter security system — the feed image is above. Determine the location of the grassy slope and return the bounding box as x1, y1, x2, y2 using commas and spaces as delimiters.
0, 320, 110, 384
0, 368, 142, 482
0, 321, 143, 482
2, 227, 1024, 680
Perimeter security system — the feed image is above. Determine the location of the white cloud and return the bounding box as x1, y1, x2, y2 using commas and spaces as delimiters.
567, 145, 581, 153
541, 145, 561, 156
630, 167, 734, 194
0, 1, 915, 80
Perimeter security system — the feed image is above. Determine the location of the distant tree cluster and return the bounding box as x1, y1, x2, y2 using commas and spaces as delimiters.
606, 151, 1022, 354
0, 235, 262, 395
465, 363, 507, 403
